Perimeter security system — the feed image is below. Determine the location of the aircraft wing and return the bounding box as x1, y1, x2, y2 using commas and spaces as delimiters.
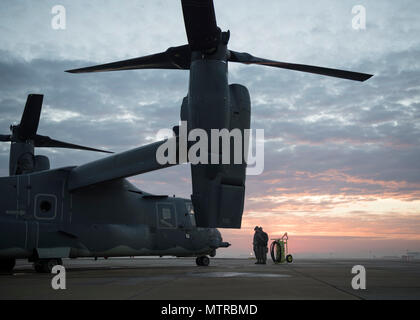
68, 138, 180, 191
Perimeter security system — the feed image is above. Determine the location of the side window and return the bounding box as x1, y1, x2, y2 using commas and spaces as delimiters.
185, 202, 196, 227
157, 203, 177, 229
34, 194, 57, 220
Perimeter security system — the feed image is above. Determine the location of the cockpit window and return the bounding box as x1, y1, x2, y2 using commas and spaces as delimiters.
162, 208, 172, 220
157, 204, 177, 229
185, 202, 196, 227
186, 202, 194, 215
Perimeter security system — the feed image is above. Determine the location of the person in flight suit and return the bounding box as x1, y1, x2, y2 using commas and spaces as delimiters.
259, 227, 269, 264
253, 226, 269, 264
253, 226, 262, 264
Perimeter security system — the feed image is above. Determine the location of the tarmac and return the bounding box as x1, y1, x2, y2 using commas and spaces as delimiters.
1, 258, 419, 300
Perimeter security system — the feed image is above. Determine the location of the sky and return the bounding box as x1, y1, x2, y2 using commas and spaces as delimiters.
0, 0, 419, 258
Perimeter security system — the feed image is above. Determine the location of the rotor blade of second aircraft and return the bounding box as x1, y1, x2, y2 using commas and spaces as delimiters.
19, 94, 44, 138
34, 134, 113, 153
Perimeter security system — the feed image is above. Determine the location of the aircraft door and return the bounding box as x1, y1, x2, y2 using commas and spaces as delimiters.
27, 170, 66, 250
155, 202, 180, 250
30, 171, 65, 223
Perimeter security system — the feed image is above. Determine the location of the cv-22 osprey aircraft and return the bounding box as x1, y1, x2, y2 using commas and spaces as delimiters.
0, 0, 372, 273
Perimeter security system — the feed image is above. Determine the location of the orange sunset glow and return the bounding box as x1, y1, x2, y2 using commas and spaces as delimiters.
219, 169, 420, 258
130, 163, 420, 259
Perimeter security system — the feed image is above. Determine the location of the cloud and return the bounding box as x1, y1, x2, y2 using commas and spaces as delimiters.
0, 0, 419, 257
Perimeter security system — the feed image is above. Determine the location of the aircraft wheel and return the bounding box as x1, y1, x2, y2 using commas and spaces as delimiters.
201, 256, 210, 266
0, 258, 16, 273
196, 257, 202, 266
196, 256, 210, 266
200, 256, 210, 267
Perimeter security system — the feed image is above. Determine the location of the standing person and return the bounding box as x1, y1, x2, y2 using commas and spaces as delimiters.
259, 227, 269, 264
253, 226, 262, 264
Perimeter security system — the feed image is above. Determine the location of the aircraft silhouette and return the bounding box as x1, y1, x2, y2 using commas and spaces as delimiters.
0, 0, 372, 273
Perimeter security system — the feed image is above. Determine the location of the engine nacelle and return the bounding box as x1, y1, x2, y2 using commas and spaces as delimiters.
183, 83, 251, 228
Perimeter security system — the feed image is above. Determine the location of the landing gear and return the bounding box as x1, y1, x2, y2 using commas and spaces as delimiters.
196, 256, 210, 267
33, 258, 63, 273
0, 258, 16, 273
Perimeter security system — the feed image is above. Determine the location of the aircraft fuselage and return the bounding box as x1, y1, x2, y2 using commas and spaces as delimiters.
0, 168, 227, 261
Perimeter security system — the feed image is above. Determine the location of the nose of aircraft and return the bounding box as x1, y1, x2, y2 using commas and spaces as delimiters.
209, 228, 230, 248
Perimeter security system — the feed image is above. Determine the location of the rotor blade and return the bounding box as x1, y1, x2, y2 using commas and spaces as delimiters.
34, 135, 113, 153
181, 0, 220, 51
66, 45, 191, 73
0, 134, 11, 142
19, 94, 43, 138
229, 51, 373, 82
